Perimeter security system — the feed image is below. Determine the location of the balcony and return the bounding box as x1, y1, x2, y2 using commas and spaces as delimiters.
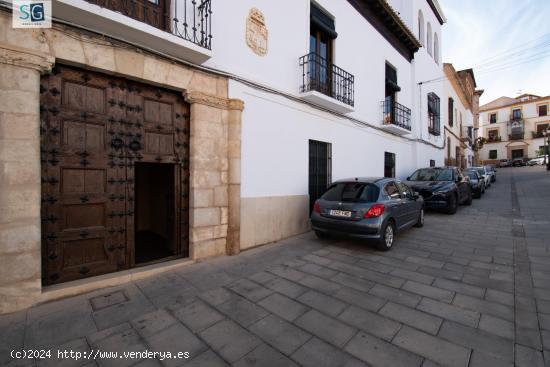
299, 52, 355, 114
380, 99, 411, 135
486, 136, 501, 143
53, 0, 213, 64
509, 133, 525, 141
533, 131, 547, 139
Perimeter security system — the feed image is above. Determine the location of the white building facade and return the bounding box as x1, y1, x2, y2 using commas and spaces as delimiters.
206, 0, 448, 249
479, 94, 550, 163
442, 64, 480, 169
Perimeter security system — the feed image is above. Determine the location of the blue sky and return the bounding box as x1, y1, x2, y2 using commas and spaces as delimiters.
439, 0, 550, 105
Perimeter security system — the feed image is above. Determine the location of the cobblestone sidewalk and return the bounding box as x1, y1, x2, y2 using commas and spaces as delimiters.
1, 166, 550, 367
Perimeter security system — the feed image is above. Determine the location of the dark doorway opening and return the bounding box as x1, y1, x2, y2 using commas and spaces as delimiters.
135, 163, 178, 264
309, 139, 332, 213
511, 149, 524, 159
384, 152, 395, 178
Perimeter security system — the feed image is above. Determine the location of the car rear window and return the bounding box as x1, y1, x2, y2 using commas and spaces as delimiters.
321, 183, 380, 203
465, 171, 478, 180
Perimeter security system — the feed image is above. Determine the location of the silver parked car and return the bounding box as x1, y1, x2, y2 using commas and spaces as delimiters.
485, 165, 496, 182
310, 178, 424, 251
472, 166, 491, 188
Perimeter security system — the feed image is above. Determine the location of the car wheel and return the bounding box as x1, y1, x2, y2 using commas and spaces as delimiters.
464, 190, 473, 205
474, 188, 482, 199
414, 207, 424, 228
314, 231, 330, 240
446, 194, 458, 214
376, 221, 395, 251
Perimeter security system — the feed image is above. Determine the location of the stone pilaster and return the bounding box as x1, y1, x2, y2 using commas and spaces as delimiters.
226, 100, 244, 255
184, 91, 244, 259
0, 43, 54, 314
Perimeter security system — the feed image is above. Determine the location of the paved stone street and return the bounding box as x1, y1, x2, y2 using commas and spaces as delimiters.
2, 167, 550, 367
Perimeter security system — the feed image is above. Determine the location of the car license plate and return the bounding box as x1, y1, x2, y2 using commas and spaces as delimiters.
330, 209, 352, 218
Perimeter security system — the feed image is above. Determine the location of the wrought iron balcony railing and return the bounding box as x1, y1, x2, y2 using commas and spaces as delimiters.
428, 124, 441, 136
381, 99, 412, 131
509, 133, 524, 141
84, 0, 212, 50
533, 131, 546, 139
487, 135, 501, 142
299, 52, 355, 107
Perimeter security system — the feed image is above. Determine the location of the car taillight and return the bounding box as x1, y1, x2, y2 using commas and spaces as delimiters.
364, 203, 385, 218
313, 201, 321, 214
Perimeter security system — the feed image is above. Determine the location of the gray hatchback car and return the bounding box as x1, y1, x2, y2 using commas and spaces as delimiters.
310, 178, 424, 250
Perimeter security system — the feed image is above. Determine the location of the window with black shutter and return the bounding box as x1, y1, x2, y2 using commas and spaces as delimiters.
428, 92, 440, 135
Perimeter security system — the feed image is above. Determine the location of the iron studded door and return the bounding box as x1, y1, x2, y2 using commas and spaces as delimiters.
40, 65, 190, 285
40, 66, 128, 284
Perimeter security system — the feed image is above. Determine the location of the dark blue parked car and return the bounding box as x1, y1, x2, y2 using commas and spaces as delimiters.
406, 167, 472, 214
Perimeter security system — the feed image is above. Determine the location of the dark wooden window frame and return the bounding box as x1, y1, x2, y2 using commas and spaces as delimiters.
538, 104, 548, 117
448, 97, 454, 127
309, 22, 334, 97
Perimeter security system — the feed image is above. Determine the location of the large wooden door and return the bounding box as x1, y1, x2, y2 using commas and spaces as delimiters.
40, 65, 189, 285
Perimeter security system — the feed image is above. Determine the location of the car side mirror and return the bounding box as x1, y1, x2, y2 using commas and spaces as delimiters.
414, 192, 420, 200
406, 177, 410, 181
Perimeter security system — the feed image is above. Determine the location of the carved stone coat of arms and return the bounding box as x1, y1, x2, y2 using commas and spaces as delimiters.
246, 8, 268, 56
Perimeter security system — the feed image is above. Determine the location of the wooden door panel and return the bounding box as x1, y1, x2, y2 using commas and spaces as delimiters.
60, 168, 106, 194
63, 81, 106, 114
62, 120, 106, 153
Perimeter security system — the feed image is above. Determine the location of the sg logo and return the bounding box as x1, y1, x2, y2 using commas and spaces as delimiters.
12, 0, 51, 28
19, 3, 45, 22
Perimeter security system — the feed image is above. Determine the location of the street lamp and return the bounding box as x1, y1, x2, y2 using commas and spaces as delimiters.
546, 127, 550, 171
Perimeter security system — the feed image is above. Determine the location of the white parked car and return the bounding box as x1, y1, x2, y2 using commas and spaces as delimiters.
471, 166, 491, 188
528, 156, 548, 166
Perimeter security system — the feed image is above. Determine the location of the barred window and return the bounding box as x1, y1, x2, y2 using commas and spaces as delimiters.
428, 92, 440, 136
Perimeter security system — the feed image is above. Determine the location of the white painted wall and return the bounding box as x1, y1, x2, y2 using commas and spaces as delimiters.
443, 74, 475, 166
206, 0, 414, 126
410, 0, 445, 167
232, 81, 419, 198
207, 0, 448, 200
